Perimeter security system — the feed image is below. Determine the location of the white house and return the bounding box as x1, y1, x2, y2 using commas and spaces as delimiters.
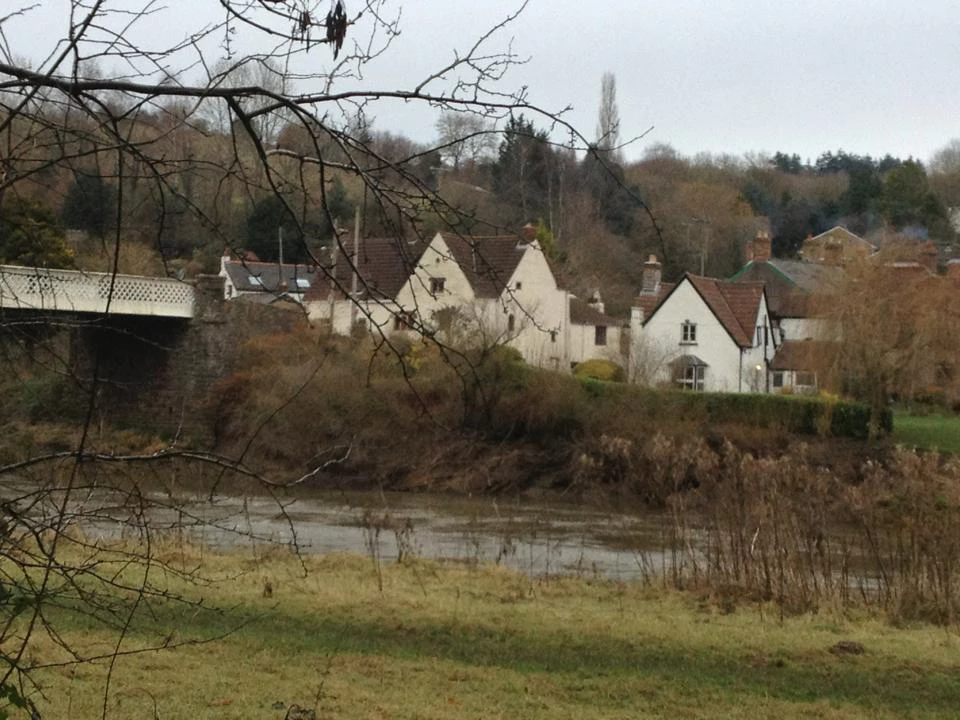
305, 230, 570, 369
629, 255, 777, 392
219, 253, 316, 304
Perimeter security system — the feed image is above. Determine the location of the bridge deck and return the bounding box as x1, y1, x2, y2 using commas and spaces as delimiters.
0, 265, 195, 318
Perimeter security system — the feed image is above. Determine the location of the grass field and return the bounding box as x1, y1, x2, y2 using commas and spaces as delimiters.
893, 413, 960, 454
13, 543, 960, 720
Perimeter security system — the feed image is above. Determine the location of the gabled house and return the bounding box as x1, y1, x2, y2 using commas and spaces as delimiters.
219, 253, 317, 304
305, 230, 569, 369
629, 255, 777, 392
799, 226, 876, 264
731, 233, 843, 342
732, 232, 845, 393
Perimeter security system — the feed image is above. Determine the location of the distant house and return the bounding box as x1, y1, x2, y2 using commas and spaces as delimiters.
799, 226, 876, 265
731, 232, 844, 392
305, 230, 569, 369
219, 254, 317, 304
629, 255, 777, 392
731, 232, 844, 342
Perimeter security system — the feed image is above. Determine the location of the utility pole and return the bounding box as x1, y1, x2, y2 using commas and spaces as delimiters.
349, 205, 360, 328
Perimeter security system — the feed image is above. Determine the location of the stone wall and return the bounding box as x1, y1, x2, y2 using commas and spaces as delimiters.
73, 275, 309, 442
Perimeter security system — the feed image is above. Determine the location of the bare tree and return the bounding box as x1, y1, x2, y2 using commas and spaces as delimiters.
435, 111, 496, 171
595, 71, 621, 161
0, 1, 609, 715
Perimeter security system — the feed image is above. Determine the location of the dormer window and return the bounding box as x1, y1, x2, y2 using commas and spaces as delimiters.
681, 321, 697, 344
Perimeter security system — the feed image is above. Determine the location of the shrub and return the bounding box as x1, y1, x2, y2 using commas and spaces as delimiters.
573, 358, 625, 383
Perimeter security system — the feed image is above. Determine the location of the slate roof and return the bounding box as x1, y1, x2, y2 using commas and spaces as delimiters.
729, 259, 843, 318
222, 260, 318, 294
304, 237, 428, 302
439, 233, 527, 298
569, 297, 625, 327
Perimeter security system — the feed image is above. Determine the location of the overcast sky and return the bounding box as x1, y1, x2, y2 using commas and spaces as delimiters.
9, 0, 960, 165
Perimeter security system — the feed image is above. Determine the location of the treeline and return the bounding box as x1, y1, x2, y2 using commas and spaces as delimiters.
1, 93, 958, 316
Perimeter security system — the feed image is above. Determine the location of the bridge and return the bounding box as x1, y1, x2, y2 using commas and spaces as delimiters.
0, 265, 195, 318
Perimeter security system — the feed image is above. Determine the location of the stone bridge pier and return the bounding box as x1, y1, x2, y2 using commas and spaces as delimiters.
69, 275, 305, 441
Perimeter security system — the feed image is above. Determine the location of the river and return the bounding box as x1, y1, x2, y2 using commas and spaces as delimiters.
67, 485, 676, 581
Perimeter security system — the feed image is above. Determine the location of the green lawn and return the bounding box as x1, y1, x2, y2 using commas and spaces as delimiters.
893, 413, 960, 454
16, 546, 960, 719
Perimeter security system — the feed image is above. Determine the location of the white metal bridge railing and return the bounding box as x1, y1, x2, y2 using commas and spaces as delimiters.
0, 265, 195, 318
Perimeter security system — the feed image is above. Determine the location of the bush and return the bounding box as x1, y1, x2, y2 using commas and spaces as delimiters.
573, 358, 625, 383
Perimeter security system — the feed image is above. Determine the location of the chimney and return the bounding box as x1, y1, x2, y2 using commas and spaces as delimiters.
520, 223, 537, 243
751, 230, 772, 262
641, 254, 662, 295
587, 289, 604, 315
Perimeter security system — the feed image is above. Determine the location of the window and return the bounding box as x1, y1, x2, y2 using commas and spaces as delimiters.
772, 371, 784, 389
550, 330, 557, 343
393, 311, 415, 331
429, 277, 445, 294
295, 278, 311, 289
795, 371, 817, 390
508, 314, 516, 332
681, 321, 697, 344
678, 365, 705, 391
515, 281, 523, 290
248, 275, 263, 288
595, 325, 607, 346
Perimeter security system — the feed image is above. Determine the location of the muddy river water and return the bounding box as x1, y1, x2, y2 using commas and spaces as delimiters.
75, 487, 677, 581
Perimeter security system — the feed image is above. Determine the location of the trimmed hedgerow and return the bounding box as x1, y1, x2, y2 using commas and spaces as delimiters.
576, 381, 886, 440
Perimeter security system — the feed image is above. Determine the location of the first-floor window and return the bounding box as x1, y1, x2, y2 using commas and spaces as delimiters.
508, 314, 516, 332
595, 325, 607, 346
681, 320, 697, 344
429, 277, 445, 294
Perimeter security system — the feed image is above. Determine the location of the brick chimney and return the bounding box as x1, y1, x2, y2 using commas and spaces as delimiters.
747, 230, 772, 263
641, 254, 662, 295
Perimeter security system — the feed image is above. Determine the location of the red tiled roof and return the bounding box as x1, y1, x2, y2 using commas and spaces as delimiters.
686, 275, 764, 348
771, 340, 832, 371
304, 237, 428, 302
440, 233, 526, 298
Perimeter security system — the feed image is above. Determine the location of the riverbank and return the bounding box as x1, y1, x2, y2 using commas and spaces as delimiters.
20, 545, 960, 719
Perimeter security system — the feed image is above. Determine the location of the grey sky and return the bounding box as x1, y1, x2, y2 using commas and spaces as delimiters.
8, 1, 960, 164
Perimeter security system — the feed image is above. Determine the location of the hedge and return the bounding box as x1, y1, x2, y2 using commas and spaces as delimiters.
578, 381, 889, 439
